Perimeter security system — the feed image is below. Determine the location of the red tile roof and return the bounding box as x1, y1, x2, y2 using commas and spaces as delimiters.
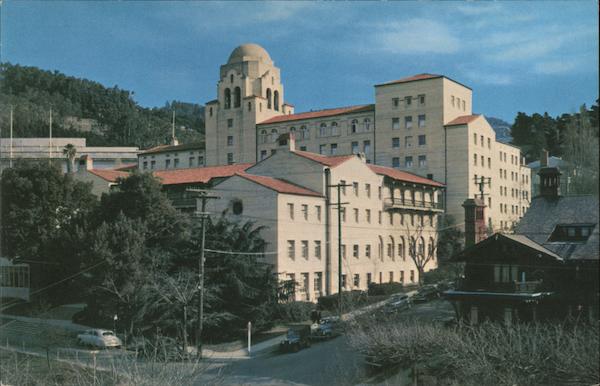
235, 172, 322, 197
292, 150, 355, 167
88, 169, 130, 182
445, 114, 481, 126
114, 163, 138, 171
368, 165, 445, 187
154, 163, 253, 186
258, 104, 374, 125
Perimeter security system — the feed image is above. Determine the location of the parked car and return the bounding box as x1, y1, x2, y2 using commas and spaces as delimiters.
77, 329, 122, 349
383, 293, 411, 313
311, 316, 341, 340
412, 285, 440, 304
280, 326, 311, 353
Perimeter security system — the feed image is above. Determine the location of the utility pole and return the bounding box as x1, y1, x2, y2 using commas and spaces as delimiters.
327, 182, 350, 320
475, 175, 491, 200
186, 188, 219, 358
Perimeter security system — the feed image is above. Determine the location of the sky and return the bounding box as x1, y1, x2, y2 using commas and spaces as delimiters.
1, 1, 598, 122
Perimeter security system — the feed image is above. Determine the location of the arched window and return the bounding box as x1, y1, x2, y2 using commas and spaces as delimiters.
331, 122, 338, 136
300, 125, 309, 140
378, 236, 384, 261
274, 90, 280, 111
398, 236, 405, 260
270, 128, 278, 142
428, 237, 435, 259
388, 236, 395, 260
290, 126, 296, 132
351, 119, 358, 133
418, 237, 425, 257
209, 107, 213, 117
319, 123, 328, 137
364, 118, 371, 131
266, 88, 272, 109
234, 87, 241, 108
409, 237, 416, 258
230, 74, 234, 83
260, 130, 267, 144
224, 88, 231, 109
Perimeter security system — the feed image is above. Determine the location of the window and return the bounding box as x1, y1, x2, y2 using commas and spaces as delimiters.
405, 136, 413, 148
353, 244, 359, 258
330, 122, 338, 136
487, 138, 491, 149
366, 209, 371, 223
227, 153, 234, 165
354, 208, 359, 222
549, 224, 596, 242
419, 94, 425, 105
365, 184, 371, 198
398, 237, 405, 260
227, 118, 233, 128
474, 133, 477, 145
353, 274, 360, 288
451, 95, 455, 107
352, 141, 359, 154
319, 144, 326, 154
234, 87, 241, 108
363, 140, 371, 154
474, 154, 477, 166
300, 146, 307, 151
273, 90, 279, 111
288, 203, 294, 219
150, 160, 156, 169
300, 126, 309, 140
209, 107, 213, 117
367, 273, 372, 284
314, 272, 323, 295
260, 150, 267, 160
365, 244, 371, 258
340, 180, 347, 195
314, 241, 322, 259
389, 272, 394, 283
493, 264, 518, 283
227, 136, 233, 146
351, 119, 358, 133
462, 100, 466, 111
341, 244, 347, 259
266, 88, 272, 109
230, 74, 234, 83
301, 204, 308, 220
330, 143, 338, 155
319, 123, 328, 137
364, 118, 371, 131
480, 135, 484, 147
488, 157, 491, 168
400, 271, 405, 283
418, 135, 426, 146
392, 157, 400, 168
392, 98, 399, 107
392, 137, 400, 148
341, 207, 346, 222
410, 270, 415, 283
405, 116, 413, 129
481, 155, 484, 167
301, 241, 309, 259
418, 155, 427, 168
287, 241, 295, 259
173, 158, 179, 168
248, 102, 252, 111
378, 211, 382, 224
166, 159, 171, 168
342, 274, 347, 288
353, 182, 359, 196
392, 118, 400, 130
316, 205, 322, 221
405, 156, 413, 168
224, 88, 231, 109
405, 96, 412, 106
378, 186, 382, 199
418, 114, 426, 128
143, 161, 147, 170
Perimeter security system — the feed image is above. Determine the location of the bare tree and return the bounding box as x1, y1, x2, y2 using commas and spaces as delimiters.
404, 215, 437, 286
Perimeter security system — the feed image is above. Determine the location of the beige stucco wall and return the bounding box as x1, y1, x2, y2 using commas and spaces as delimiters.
138, 148, 205, 171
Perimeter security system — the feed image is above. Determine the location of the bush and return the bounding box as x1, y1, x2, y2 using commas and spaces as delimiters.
368, 282, 414, 296
274, 301, 315, 323
422, 262, 464, 285
318, 290, 368, 311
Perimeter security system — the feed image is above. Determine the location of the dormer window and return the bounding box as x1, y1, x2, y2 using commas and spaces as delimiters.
548, 224, 596, 242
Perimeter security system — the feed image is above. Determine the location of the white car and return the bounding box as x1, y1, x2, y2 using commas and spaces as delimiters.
77, 329, 122, 349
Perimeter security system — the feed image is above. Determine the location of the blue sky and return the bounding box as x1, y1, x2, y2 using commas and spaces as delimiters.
2, 1, 598, 122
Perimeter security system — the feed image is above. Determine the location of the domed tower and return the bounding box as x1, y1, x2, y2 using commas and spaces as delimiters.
205, 44, 292, 166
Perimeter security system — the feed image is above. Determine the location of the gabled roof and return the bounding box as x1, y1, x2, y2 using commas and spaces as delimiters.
235, 172, 322, 197
452, 232, 563, 262
88, 169, 130, 182
516, 195, 599, 260
258, 104, 374, 125
375, 73, 472, 90
139, 142, 205, 155
291, 150, 355, 167
368, 164, 445, 188
445, 114, 481, 126
154, 163, 253, 186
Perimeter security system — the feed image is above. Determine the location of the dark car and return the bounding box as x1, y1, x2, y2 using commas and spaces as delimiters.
311, 316, 341, 340
412, 285, 440, 304
280, 326, 311, 353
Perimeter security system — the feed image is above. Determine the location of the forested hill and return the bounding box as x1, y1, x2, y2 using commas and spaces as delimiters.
0, 63, 204, 148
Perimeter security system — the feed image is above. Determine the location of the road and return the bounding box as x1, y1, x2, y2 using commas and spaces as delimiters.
199, 334, 367, 386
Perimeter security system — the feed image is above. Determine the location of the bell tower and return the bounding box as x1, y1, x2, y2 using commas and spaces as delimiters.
205, 44, 291, 166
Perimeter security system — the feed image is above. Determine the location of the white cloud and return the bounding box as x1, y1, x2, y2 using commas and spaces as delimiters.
533, 59, 580, 75
376, 19, 460, 55
455, 3, 503, 16
464, 70, 513, 86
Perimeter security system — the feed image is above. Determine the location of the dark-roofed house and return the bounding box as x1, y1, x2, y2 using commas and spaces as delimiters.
444, 166, 599, 324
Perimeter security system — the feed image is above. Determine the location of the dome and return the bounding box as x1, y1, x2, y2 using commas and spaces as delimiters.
227, 43, 272, 64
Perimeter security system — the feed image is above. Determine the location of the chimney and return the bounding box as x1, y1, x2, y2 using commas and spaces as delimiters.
540, 149, 549, 167
462, 198, 487, 247
538, 167, 561, 199
277, 132, 295, 152
78, 155, 93, 172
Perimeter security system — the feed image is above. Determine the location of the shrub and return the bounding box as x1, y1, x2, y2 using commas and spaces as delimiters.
274, 301, 315, 323
318, 290, 368, 311
422, 262, 464, 285
368, 282, 410, 296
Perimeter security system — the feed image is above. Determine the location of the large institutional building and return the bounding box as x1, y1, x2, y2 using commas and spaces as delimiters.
140, 43, 530, 232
